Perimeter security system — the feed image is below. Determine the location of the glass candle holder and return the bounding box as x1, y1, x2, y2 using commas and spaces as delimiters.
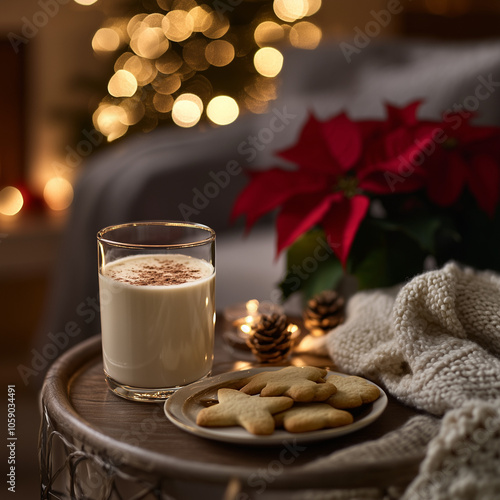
222, 300, 284, 357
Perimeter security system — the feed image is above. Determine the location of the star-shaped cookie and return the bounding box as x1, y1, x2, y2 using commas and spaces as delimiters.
325, 374, 380, 409
196, 388, 293, 435
274, 403, 353, 433
239, 366, 336, 402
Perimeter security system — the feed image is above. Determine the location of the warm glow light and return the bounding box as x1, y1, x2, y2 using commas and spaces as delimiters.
162, 10, 194, 42
153, 93, 174, 113
94, 105, 129, 141
246, 299, 259, 314
289, 21, 322, 49
155, 51, 183, 74
119, 98, 145, 125
74, 0, 98, 5
273, 0, 308, 22
207, 95, 239, 125
124, 56, 157, 86
205, 40, 234, 67
131, 27, 169, 59
108, 70, 138, 97
305, 0, 322, 16
43, 178, 74, 211
152, 74, 181, 94
92, 28, 120, 52
254, 21, 285, 46
171, 93, 203, 127
0, 186, 23, 216
203, 12, 230, 39
241, 324, 252, 334
190, 5, 212, 31
254, 47, 283, 77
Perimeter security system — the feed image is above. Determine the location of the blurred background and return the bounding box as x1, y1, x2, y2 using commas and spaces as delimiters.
1, 0, 500, 497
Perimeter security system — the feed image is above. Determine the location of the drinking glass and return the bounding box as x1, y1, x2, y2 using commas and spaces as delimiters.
97, 221, 216, 402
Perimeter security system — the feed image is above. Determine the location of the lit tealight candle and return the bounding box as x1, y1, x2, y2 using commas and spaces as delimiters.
223, 299, 284, 355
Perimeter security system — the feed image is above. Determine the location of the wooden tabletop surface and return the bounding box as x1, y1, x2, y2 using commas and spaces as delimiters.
41, 317, 423, 492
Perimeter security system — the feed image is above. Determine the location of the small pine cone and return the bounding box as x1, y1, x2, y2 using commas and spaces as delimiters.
246, 313, 293, 363
303, 290, 345, 337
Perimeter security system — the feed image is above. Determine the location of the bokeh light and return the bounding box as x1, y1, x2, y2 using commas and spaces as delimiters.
43, 178, 74, 211
93, 104, 129, 141
254, 21, 285, 46
305, 0, 322, 16
155, 50, 184, 74
207, 96, 239, 125
162, 10, 194, 42
171, 93, 203, 127
91, 0, 322, 134
289, 21, 322, 49
205, 40, 235, 67
0, 186, 23, 216
92, 28, 121, 52
273, 0, 308, 22
153, 93, 174, 113
108, 70, 138, 97
203, 12, 230, 39
130, 27, 169, 59
254, 47, 284, 77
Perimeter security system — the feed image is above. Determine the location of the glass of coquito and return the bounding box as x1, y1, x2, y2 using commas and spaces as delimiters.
97, 221, 216, 402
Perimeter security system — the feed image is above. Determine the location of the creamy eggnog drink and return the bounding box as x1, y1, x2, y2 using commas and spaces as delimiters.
97, 222, 216, 401
100, 254, 215, 388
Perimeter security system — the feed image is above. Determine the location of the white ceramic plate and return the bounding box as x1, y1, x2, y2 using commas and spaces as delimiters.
164, 367, 387, 445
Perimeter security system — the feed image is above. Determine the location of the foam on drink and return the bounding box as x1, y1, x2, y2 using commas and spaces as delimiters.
99, 254, 215, 388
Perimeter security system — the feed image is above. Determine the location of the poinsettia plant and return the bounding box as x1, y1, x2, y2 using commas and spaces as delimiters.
231, 101, 500, 300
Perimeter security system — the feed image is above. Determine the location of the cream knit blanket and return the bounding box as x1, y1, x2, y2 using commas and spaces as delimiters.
305, 263, 500, 499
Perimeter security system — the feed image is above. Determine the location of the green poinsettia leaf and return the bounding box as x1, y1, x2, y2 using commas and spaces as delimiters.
302, 257, 344, 300
285, 228, 328, 269
349, 217, 428, 289
371, 215, 444, 254
278, 228, 343, 300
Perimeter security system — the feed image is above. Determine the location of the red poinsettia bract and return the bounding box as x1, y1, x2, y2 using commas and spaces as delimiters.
231, 104, 431, 266
423, 112, 500, 217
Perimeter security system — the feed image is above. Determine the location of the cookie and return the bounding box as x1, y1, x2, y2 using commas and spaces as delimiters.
240, 366, 336, 402
274, 403, 353, 433
325, 374, 380, 409
196, 388, 293, 435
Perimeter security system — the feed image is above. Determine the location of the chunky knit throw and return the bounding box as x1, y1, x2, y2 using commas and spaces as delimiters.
305, 263, 500, 500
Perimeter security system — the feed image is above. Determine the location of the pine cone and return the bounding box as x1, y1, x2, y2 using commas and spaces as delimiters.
303, 290, 345, 337
246, 313, 293, 363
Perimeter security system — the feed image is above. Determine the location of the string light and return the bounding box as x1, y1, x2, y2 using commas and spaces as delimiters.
254, 47, 284, 77
43, 178, 74, 211
91, 0, 322, 139
207, 96, 239, 125
172, 93, 203, 127
0, 186, 23, 216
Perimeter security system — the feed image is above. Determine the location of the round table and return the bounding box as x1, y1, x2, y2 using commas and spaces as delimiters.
40, 320, 423, 500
